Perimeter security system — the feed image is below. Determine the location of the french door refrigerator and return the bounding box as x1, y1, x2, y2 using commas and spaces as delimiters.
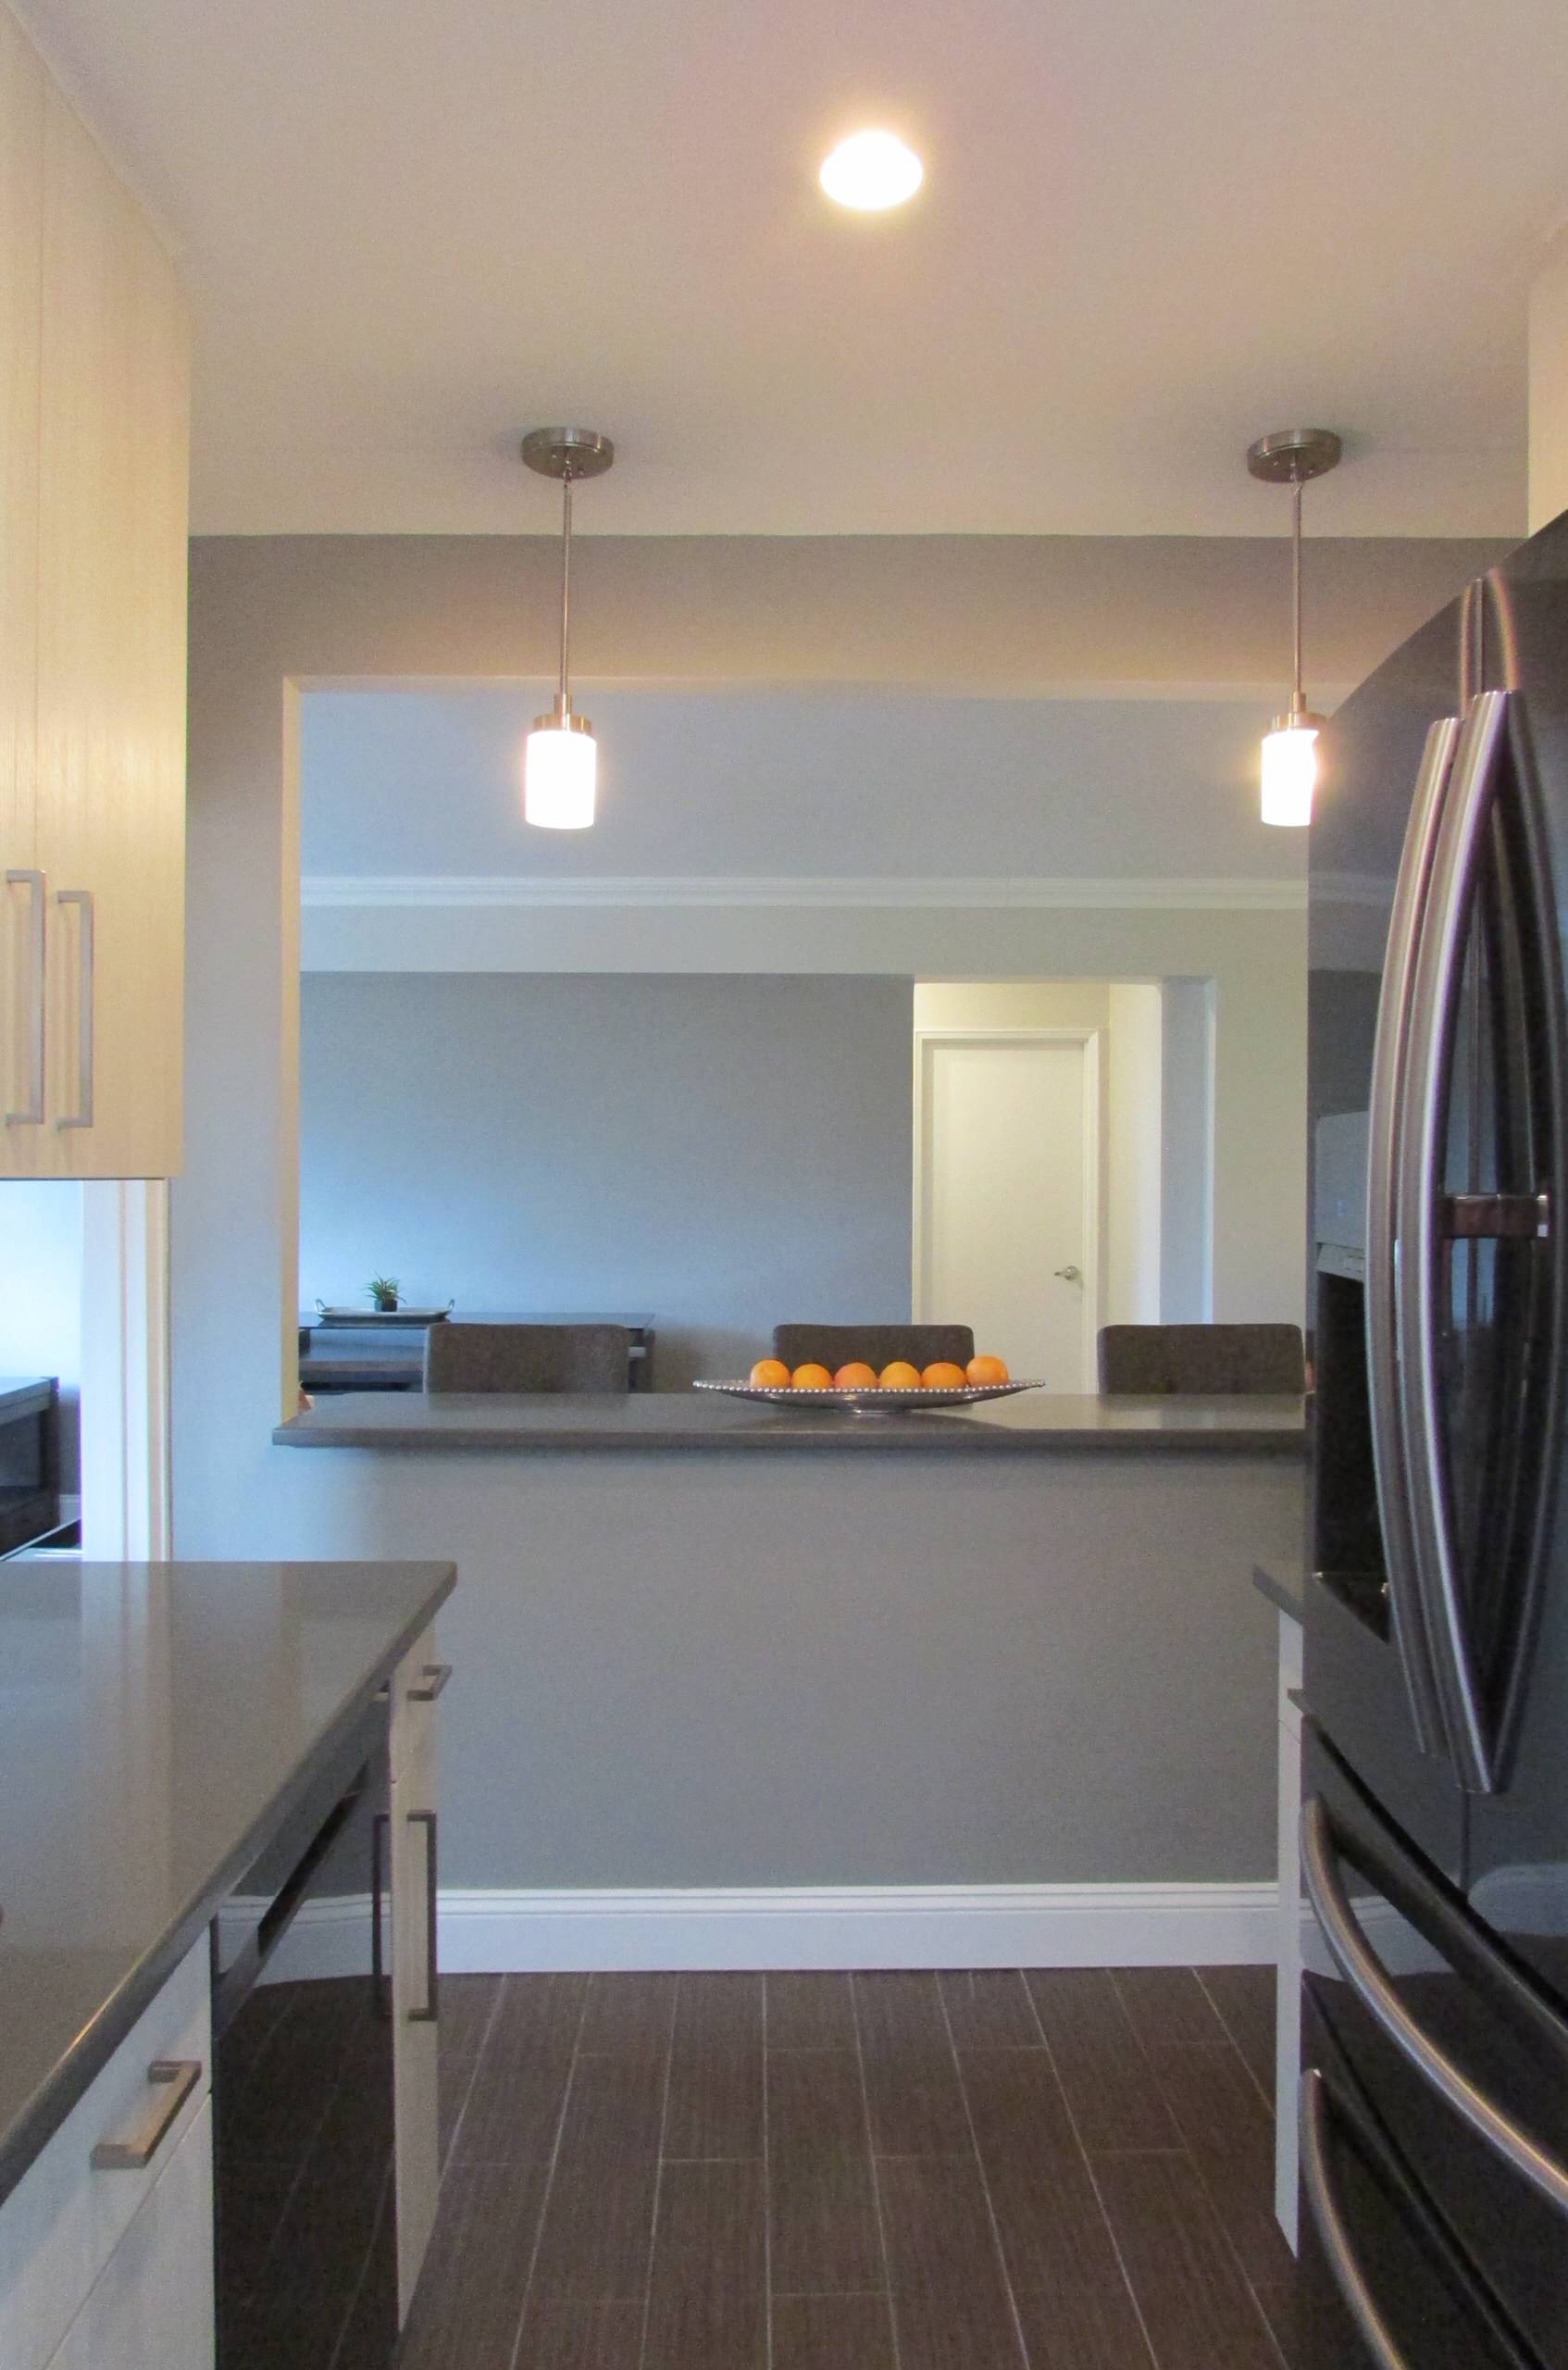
1302, 507, 1568, 2368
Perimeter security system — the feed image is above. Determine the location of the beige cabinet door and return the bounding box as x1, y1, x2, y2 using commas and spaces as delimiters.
0, 8, 44, 1166
44, 2102, 215, 2370
33, 82, 187, 1178
391, 1657, 441, 2319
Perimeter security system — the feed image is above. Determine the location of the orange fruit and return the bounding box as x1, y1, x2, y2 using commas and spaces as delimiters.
878, 1360, 922, 1390
834, 1362, 879, 1390
922, 1361, 969, 1390
749, 1358, 791, 1390
791, 1363, 834, 1391
966, 1353, 1010, 1386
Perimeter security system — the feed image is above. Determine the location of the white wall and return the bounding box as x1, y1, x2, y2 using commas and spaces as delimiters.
0, 1182, 81, 1488
1161, 980, 1215, 1322
1529, 223, 1568, 534
1105, 984, 1164, 1327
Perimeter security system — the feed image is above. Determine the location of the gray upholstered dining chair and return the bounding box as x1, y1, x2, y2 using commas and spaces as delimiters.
772, 1323, 976, 1373
422, 1321, 630, 1394
1097, 1323, 1305, 1395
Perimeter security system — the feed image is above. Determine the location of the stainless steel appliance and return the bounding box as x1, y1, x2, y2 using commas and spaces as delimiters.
211, 1695, 399, 2369
1301, 510, 1568, 2364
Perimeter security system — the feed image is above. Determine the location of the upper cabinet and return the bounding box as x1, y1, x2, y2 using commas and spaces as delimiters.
0, 3, 188, 1179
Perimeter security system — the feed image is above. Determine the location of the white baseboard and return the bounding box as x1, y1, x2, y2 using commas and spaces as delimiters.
242, 1882, 1278, 1982
435, 1882, 1278, 1972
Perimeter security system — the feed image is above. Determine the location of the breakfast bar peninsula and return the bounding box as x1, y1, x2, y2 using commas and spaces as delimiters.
267, 1389, 1303, 1965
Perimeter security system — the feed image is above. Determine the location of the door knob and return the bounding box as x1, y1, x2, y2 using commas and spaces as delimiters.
1053, 1265, 1082, 1283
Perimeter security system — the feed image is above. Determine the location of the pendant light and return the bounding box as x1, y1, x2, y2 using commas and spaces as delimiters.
1246, 428, 1342, 827
521, 426, 615, 829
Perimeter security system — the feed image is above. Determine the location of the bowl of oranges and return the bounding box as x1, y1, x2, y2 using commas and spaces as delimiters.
694, 1352, 1032, 1416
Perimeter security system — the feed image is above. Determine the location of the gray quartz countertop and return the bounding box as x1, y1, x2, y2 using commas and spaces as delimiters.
1252, 1561, 1307, 1623
0, 1558, 454, 2210
275, 1389, 1305, 1455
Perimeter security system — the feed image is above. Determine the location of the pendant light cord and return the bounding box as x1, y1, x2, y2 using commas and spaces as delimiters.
1291, 473, 1304, 717
559, 470, 574, 711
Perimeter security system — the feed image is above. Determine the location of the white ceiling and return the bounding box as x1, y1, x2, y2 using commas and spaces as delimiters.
299, 686, 1306, 882
19, 0, 1568, 537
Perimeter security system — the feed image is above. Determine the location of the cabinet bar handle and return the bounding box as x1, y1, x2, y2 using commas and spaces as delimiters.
409, 1662, 452, 1703
54, 888, 93, 1129
5, 869, 44, 1124
91, 2059, 201, 2170
408, 1808, 439, 2024
372, 1810, 391, 2020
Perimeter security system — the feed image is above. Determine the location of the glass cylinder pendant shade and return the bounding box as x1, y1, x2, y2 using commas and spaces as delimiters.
524, 709, 596, 830
1260, 718, 1318, 828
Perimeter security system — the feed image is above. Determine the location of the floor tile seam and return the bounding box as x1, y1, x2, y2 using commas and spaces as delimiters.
504, 1969, 593, 2370
1080, 2142, 1197, 2162
848, 1967, 904, 2370
1015, 1976, 1163, 2370
1101, 2031, 1294, 2293
770, 2287, 893, 2301
659, 2150, 767, 2165
1110, 1965, 1232, 2055
632, 1977, 680, 2370
1243, 2268, 1294, 2370
1134, 2102, 1296, 2322
936, 1975, 1031, 2369
1192, 1968, 1278, 2123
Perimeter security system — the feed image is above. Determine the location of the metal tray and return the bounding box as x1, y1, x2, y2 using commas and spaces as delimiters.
311, 1305, 453, 1327
693, 1378, 1037, 1417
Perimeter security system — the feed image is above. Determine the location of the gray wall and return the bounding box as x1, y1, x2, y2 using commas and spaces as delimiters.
300, 973, 914, 1385
208, 1440, 1303, 1890
172, 533, 1481, 1895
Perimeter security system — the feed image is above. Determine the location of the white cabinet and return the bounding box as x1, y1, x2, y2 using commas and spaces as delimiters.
0, 1933, 211, 2370
390, 1626, 446, 2318
0, 0, 188, 1180
45, 2102, 213, 2370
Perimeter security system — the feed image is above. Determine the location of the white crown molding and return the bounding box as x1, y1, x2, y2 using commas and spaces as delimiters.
302, 872, 1307, 914
247, 1880, 1278, 1980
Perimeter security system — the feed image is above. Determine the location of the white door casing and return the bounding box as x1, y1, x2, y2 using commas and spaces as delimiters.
80, 1179, 171, 1557
914, 1027, 1101, 1391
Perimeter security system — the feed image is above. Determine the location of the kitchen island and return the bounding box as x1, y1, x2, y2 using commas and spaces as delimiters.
0, 1558, 454, 2370
260, 1391, 1305, 1968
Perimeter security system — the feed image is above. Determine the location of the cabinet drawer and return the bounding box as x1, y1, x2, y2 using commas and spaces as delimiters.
0, 1933, 210, 2370
45, 2100, 213, 2370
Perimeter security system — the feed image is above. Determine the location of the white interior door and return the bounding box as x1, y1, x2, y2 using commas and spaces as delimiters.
916, 1030, 1097, 1391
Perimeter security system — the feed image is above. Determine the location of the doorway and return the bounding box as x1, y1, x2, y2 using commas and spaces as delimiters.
914, 1027, 1100, 1391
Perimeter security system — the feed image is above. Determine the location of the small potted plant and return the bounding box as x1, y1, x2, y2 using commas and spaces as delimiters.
367, 1275, 401, 1314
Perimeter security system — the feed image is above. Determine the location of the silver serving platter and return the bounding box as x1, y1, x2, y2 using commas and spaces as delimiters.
693, 1378, 1039, 1417
312, 1305, 453, 1327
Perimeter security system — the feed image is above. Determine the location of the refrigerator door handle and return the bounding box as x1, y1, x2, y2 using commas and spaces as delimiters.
1365, 713, 1460, 1756
1301, 1793, 1568, 2216
1398, 691, 1511, 1790
1300, 2065, 1548, 2370
1300, 2070, 1413, 2370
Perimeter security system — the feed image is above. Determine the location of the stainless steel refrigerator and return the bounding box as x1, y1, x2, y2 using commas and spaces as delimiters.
1301, 510, 1568, 2366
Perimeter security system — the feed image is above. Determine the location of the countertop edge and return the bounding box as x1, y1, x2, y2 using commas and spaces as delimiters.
1251, 1561, 1306, 1624
0, 1560, 456, 2214
273, 1416, 1305, 1457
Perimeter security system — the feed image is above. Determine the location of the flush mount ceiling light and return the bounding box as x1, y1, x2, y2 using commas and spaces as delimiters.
818, 129, 923, 211
1247, 427, 1343, 828
520, 426, 614, 830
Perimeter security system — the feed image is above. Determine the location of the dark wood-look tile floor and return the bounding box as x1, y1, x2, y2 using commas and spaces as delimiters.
398, 1964, 1294, 2370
